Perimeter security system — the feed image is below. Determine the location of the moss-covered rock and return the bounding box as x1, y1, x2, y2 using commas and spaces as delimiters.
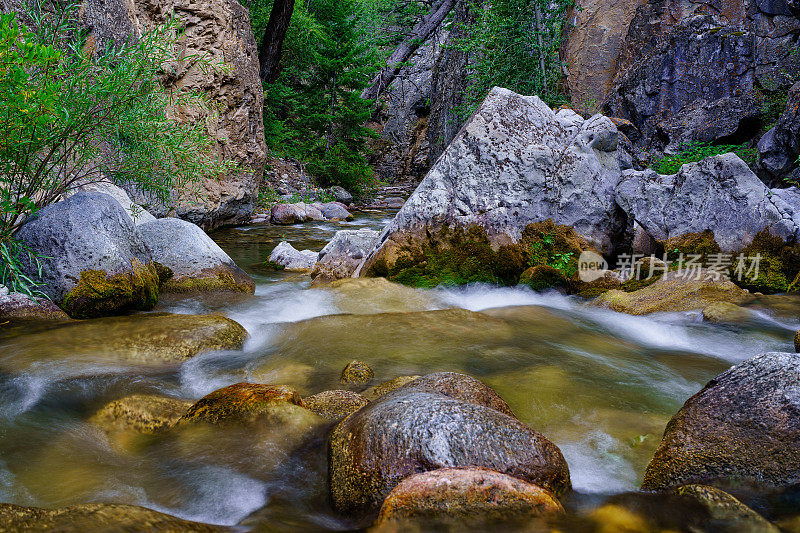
138, 218, 255, 294
593, 269, 752, 314
519, 265, 569, 291
302, 390, 369, 420
664, 230, 721, 263
365, 220, 594, 291
702, 302, 752, 325
641, 352, 800, 491
373, 467, 563, 528
362, 376, 421, 401
0, 503, 222, 532
61, 259, 160, 319
736, 230, 800, 294
673, 485, 779, 533
179, 383, 308, 425
341, 360, 374, 385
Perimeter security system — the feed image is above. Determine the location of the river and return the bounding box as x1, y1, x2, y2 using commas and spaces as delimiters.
0, 210, 796, 530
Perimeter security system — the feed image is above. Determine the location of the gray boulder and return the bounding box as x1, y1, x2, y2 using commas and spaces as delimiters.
615, 153, 799, 251
330, 186, 353, 205
268, 242, 318, 271
270, 202, 325, 225
312, 229, 379, 283
759, 82, 800, 184
360, 87, 627, 276
320, 202, 353, 221
329, 379, 571, 513
67, 180, 156, 225
15, 192, 160, 318
138, 217, 255, 293
642, 352, 800, 491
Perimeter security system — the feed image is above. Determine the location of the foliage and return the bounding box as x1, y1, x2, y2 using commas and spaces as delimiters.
0, 240, 47, 296
0, 3, 230, 294
651, 142, 759, 174
455, 0, 572, 115
528, 232, 577, 278
260, 0, 381, 197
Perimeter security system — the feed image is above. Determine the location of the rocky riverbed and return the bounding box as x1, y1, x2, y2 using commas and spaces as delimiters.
1, 210, 800, 531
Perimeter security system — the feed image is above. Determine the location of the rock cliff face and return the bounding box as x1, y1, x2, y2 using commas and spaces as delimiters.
564, 0, 800, 155
81, 0, 267, 229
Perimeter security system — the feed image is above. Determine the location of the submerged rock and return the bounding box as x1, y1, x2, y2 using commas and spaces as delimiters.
329, 380, 571, 513
340, 360, 374, 385
374, 467, 563, 528
15, 191, 160, 318
0, 313, 247, 368
594, 270, 752, 314
702, 302, 752, 325
268, 242, 318, 271
0, 503, 221, 532
642, 352, 800, 491
312, 229, 379, 283
179, 383, 313, 425
89, 394, 193, 451
303, 390, 369, 420
138, 217, 255, 294
674, 485, 779, 533
0, 292, 70, 321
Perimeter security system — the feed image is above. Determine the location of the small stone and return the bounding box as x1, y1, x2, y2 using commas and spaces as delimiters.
330, 186, 353, 204
0, 285, 8, 296
303, 390, 369, 420
341, 360, 374, 385
702, 302, 751, 325
268, 242, 318, 271
362, 375, 421, 401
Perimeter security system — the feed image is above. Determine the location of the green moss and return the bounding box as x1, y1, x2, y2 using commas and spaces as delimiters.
735, 230, 800, 294
61, 259, 159, 319
162, 267, 255, 294
383, 220, 592, 291
519, 265, 568, 291
663, 230, 721, 264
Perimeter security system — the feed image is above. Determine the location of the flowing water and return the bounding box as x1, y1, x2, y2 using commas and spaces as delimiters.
0, 210, 798, 530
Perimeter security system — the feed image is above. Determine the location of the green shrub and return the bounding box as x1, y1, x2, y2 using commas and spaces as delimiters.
0, 3, 230, 294
651, 142, 758, 174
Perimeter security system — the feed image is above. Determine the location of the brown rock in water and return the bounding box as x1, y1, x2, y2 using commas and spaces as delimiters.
673, 485, 779, 533
642, 352, 800, 491
0, 502, 221, 532
303, 390, 369, 420
341, 360, 374, 385
90, 394, 192, 435
0, 293, 70, 321
180, 383, 306, 425
394, 372, 515, 417
362, 376, 421, 401
594, 269, 752, 315
374, 467, 563, 527
795, 329, 800, 352
329, 386, 570, 513
702, 302, 752, 325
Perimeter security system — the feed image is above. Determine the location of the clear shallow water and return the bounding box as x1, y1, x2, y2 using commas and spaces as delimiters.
0, 211, 797, 529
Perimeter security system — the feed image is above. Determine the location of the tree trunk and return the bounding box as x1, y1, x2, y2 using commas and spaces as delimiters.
361, 0, 457, 102
426, 0, 479, 160
259, 0, 296, 83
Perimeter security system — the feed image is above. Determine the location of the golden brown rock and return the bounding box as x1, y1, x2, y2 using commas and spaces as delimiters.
303, 390, 369, 420
179, 383, 305, 425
